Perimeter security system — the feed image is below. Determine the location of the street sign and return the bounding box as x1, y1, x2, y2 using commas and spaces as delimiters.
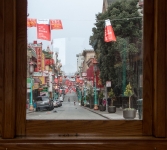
82, 72, 87, 77
106, 81, 111, 87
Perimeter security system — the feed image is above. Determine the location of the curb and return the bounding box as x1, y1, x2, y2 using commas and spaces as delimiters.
26, 110, 35, 114
82, 106, 110, 120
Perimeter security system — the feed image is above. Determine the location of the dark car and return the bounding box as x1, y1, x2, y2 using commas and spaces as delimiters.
53, 99, 62, 107
35, 96, 54, 111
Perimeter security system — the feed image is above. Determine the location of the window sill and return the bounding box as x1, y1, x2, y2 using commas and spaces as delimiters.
0, 136, 167, 149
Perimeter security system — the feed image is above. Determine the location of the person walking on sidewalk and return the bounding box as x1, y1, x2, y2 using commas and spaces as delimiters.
74, 100, 76, 105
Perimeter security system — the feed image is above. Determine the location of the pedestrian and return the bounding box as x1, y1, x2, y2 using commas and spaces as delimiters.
68, 97, 70, 102
74, 100, 76, 105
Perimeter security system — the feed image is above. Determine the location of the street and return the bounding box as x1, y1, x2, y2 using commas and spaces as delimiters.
26, 92, 107, 120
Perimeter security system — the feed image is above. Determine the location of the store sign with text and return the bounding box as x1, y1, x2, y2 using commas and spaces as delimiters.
82, 72, 87, 77
50, 19, 63, 30
33, 72, 42, 77
35, 47, 42, 72
37, 19, 51, 41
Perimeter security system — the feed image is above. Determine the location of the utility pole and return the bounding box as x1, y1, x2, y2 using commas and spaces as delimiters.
105, 85, 108, 112
122, 41, 127, 95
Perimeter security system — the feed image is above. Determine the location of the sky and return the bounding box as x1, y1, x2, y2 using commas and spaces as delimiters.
28, 0, 103, 74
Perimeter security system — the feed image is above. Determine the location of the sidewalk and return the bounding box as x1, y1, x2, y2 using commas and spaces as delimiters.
82, 106, 139, 120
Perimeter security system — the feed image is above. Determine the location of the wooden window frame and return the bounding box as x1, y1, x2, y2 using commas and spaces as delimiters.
1, 0, 166, 141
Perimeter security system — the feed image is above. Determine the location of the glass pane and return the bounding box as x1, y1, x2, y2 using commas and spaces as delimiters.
26, 0, 143, 120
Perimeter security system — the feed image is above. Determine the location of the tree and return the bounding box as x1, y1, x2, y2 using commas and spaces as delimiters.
124, 82, 133, 108
108, 88, 115, 106
90, 0, 142, 93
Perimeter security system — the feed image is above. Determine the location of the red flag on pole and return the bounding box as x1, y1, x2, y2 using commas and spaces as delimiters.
27, 18, 37, 27
50, 19, 63, 30
104, 19, 116, 42
37, 19, 51, 41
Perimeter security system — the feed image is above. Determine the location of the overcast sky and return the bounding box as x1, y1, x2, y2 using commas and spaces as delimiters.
28, 0, 103, 74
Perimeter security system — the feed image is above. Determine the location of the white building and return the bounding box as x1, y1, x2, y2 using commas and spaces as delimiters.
76, 53, 84, 73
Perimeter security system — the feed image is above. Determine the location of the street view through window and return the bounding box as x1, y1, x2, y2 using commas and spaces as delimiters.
26, 0, 143, 120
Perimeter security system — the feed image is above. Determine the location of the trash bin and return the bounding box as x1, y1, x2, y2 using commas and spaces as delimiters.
137, 99, 143, 119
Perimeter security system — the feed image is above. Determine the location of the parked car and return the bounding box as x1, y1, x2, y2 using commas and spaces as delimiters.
59, 96, 63, 102
53, 99, 62, 107
34, 96, 54, 111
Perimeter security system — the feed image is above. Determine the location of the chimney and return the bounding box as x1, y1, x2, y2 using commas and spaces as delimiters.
33, 41, 37, 44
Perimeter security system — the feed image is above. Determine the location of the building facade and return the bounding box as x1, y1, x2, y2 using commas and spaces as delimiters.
82, 50, 95, 75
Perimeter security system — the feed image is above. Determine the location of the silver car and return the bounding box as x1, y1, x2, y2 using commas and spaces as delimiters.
35, 96, 54, 111
53, 99, 62, 107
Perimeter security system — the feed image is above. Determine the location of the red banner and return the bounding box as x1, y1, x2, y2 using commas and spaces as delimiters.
93, 71, 103, 88
45, 59, 54, 65
35, 47, 42, 71
50, 19, 63, 30
50, 59, 54, 64
45, 59, 50, 65
104, 19, 116, 42
37, 19, 51, 41
87, 65, 94, 81
27, 18, 37, 27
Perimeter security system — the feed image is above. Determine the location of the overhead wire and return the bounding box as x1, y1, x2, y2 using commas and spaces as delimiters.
60, 16, 142, 22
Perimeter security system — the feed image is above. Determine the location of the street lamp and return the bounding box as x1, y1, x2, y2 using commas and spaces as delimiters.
57, 75, 61, 97
76, 76, 81, 105
29, 62, 34, 111
93, 58, 98, 110
79, 66, 83, 77
84, 80, 87, 106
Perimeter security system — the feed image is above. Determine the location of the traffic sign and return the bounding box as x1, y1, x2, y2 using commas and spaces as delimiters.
106, 81, 111, 87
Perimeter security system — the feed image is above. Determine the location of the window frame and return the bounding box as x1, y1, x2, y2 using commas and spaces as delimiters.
1, 0, 166, 139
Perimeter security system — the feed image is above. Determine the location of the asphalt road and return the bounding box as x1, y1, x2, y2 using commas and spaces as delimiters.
26, 92, 107, 120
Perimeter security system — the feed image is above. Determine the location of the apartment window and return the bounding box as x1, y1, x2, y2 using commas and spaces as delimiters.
1, 0, 166, 140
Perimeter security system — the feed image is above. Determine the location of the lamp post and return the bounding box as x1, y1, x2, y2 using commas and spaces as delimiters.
79, 66, 83, 77
57, 74, 61, 98
76, 75, 81, 105
76, 84, 81, 105
78, 88, 81, 105
83, 80, 87, 106
93, 58, 98, 110
29, 62, 34, 111
122, 41, 127, 96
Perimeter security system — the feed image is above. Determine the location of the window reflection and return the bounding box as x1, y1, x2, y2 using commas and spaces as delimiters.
26, 0, 143, 120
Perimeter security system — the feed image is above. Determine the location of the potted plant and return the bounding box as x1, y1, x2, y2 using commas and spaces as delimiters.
123, 82, 136, 119
108, 88, 116, 113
